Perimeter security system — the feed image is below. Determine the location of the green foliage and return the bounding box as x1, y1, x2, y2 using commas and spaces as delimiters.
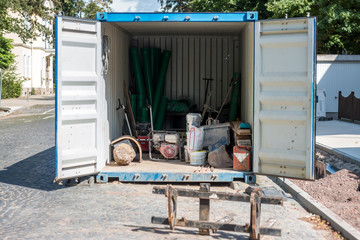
158, 0, 191, 12
233, 0, 271, 19
188, 0, 236, 12
1, 66, 22, 99
55, 0, 113, 19
0, 0, 54, 43
266, 0, 314, 19
158, 0, 360, 54
0, 36, 15, 70
55, 0, 85, 18
266, 0, 360, 54
315, 0, 360, 54
84, 0, 112, 19
158, 0, 271, 17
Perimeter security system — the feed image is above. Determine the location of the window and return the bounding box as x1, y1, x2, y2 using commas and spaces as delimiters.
23, 54, 27, 78
28, 55, 31, 78
23, 55, 31, 79
42, 57, 46, 79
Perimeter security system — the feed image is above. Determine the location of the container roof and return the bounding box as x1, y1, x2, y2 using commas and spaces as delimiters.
113, 22, 248, 36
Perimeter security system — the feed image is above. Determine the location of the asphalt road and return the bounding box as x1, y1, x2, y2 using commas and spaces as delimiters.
0, 105, 333, 239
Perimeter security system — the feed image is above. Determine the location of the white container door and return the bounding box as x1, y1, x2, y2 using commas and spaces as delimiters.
253, 18, 316, 180
55, 17, 103, 181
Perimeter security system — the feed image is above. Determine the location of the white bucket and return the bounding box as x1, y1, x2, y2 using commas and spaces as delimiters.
190, 150, 207, 166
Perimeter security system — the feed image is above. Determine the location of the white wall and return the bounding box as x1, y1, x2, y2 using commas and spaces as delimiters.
4, 0, 55, 95
317, 55, 360, 113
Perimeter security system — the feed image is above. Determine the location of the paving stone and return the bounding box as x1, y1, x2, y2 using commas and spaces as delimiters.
0, 105, 334, 239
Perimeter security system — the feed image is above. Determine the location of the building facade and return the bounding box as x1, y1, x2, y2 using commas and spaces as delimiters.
317, 54, 360, 118
5, 0, 55, 95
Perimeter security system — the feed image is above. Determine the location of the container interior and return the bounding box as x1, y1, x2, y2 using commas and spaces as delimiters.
100, 21, 254, 171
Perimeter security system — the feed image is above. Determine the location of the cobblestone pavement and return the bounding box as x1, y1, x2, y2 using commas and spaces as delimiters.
0, 105, 333, 239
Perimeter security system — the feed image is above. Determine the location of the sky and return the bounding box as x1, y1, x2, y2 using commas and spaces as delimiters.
110, 0, 161, 12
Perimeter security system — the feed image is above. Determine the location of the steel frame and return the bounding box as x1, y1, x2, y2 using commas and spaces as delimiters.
96, 171, 256, 183
151, 184, 283, 239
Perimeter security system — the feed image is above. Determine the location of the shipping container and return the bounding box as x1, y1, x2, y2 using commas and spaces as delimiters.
55, 12, 316, 183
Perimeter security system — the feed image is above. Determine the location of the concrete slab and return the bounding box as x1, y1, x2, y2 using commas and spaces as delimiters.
0, 94, 54, 117
316, 120, 360, 162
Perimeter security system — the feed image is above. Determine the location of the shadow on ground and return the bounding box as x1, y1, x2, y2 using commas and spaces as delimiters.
125, 224, 248, 239
0, 147, 63, 191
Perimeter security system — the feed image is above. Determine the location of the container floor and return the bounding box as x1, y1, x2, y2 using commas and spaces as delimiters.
102, 159, 235, 173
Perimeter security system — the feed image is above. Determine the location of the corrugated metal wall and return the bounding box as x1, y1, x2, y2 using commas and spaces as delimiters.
103, 23, 130, 159
134, 36, 240, 110
317, 55, 360, 113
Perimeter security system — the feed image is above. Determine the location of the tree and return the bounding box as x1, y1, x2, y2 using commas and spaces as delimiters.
266, 0, 314, 19
158, 0, 360, 54
0, 0, 54, 44
315, 0, 360, 54
0, 36, 15, 70
233, 0, 272, 19
84, 0, 112, 19
55, 0, 113, 19
186, 0, 236, 12
0, 37, 22, 99
266, 0, 360, 54
158, 0, 271, 18
158, 0, 191, 12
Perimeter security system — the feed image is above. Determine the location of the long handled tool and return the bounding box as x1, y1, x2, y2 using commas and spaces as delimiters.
117, 99, 133, 136
214, 75, 240, 121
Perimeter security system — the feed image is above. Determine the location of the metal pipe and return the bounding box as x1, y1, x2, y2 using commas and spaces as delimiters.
130, 47, 146, 96
152, 50, 171, 121
155, 96, 168, 130
141, 48, 153, 104
229, 72, 241, 122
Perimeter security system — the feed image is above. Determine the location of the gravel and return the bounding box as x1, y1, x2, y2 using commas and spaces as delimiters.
292, 150, 360, 232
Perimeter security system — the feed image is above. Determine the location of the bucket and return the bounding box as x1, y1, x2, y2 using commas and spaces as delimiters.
190, 150, 207, 166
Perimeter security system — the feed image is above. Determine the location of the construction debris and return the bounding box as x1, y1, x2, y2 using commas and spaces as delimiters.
208, 145, 232, 168
113, 143, 136, 165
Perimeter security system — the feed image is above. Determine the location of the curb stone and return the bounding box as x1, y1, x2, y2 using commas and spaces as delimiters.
316, 143, 360, 166
275, 177, 360, 240
0, 105, 32, 118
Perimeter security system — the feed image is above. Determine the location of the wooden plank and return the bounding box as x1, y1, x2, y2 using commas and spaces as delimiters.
152, 187, 284, 205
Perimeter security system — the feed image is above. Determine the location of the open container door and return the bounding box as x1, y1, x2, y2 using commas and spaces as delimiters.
55, 17, 103, 181
253, 18, 316, 180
